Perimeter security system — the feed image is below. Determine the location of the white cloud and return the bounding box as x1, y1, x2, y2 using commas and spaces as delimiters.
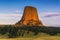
0, 14, 21, 17
38, 12, 60, 27
15, 10, 22, 13
0, 13, 23, 25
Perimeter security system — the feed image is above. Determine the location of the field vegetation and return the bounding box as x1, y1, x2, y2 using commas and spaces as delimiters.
0, 25, 60, 40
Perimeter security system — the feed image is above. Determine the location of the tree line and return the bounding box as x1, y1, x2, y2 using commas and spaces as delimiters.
0, 25, 60, 38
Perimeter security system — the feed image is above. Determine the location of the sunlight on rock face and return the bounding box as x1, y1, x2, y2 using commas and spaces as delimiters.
16, 6, 44, 26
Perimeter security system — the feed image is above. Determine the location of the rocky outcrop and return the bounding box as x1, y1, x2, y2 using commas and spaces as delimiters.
16, 6, 43, 26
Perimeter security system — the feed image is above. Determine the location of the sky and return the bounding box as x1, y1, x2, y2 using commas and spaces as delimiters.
0, 0, 60, 27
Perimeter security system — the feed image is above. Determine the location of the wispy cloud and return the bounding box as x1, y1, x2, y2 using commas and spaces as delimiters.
15, 10, 22, 13
0, 14, 22, 17
44, 14, 60, 17
38, 12, 60, 27
0, 13, 22, 25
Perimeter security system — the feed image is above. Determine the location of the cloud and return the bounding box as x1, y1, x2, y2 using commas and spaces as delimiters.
15, 10, 22, 13
38, 12, 60, 27
0, 14, 22, 17
0, 13, 23, 25
44, 14, 60, 17
44, 12, 60, 17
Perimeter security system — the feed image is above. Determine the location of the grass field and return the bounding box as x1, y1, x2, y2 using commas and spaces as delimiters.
0, 33, 60, 40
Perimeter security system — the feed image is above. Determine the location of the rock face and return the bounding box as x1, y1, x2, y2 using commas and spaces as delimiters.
16, 6, 43, 26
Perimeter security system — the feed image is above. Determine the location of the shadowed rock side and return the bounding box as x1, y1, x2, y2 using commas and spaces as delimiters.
16, 6, 44, 26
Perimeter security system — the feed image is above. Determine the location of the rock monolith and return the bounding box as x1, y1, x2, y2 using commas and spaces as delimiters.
16, 6, 43, 26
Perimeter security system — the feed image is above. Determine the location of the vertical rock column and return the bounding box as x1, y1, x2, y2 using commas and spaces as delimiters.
16, 6, 44, 26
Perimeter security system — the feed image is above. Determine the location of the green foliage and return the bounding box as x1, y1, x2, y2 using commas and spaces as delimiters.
0, 25, 60, 38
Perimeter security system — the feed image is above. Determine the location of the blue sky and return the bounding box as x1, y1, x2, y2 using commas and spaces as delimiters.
0, 0, 60, 27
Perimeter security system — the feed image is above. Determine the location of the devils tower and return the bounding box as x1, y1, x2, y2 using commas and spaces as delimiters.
16, 6, 43, 26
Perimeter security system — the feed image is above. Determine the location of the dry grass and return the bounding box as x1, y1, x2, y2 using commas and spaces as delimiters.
0, 36, 60, 40
0, 33, 60, 40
